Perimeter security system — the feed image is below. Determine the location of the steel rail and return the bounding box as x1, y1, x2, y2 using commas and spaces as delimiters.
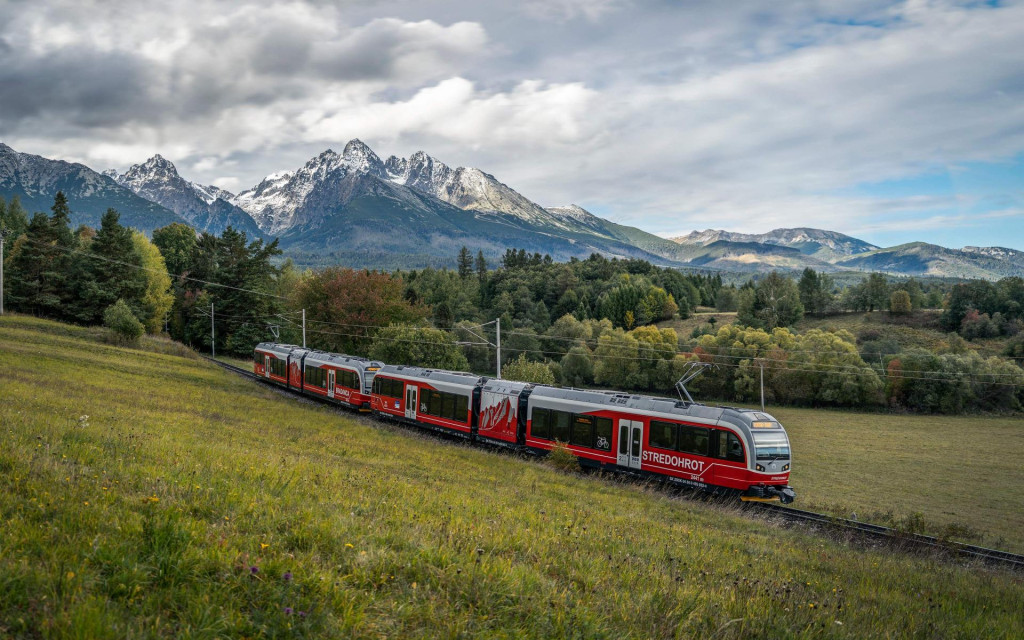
203, 356, 1024, 572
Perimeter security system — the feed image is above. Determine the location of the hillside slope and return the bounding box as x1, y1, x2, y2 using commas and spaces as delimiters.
0, 315, 1021, 638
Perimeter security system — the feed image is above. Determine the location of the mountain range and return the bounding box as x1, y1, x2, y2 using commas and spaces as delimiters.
1, 140, 1021, 279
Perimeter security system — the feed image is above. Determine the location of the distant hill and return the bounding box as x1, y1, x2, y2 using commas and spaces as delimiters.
0, 143, 184, 233
834, 242, 1024, 279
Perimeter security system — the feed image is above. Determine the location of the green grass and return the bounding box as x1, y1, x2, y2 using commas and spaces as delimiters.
1, 315, 1022, 638
771, 406, 1024, 552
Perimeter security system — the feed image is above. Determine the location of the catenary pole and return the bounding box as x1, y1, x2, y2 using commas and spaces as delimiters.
302, 308, 306, 348
0, 229, 6, 316
759, 360, 765, 411
496, 317, 502, 380
211, 302, 215, 358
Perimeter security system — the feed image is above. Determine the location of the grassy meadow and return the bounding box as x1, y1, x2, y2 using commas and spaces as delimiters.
1, 314, 1022, 638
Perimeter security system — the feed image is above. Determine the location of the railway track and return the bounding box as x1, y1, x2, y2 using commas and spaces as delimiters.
204, 355, 1024, 572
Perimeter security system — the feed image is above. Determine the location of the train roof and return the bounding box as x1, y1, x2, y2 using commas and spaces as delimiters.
377, 364, 485, 388
304, 350, 384, 371
481, 379, 532, 396
255, 342, 306, 357
528, 385, 779, 429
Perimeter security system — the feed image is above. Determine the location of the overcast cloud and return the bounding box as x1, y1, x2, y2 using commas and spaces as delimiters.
1, 0, 1022, 247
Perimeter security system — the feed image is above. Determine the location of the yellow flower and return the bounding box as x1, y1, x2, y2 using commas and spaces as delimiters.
260, 543, 270, 550
345, 543, 354, 549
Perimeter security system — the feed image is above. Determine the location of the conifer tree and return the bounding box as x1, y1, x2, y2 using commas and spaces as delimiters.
457, 246, 472, 279
69, 208, 147, 324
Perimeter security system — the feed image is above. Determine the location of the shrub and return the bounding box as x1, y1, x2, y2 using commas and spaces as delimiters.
103, 299, 144, 346
546, 441, 580, 473
501, 353, 555, 385
890, 290, 912, 315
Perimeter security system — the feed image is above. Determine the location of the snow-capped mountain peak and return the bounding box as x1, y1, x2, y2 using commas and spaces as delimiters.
110, 154, 261, 237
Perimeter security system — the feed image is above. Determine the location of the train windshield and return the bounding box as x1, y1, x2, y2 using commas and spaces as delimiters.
752, 431, 790, 461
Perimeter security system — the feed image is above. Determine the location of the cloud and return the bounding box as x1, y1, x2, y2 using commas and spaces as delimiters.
1, 0, 1023, 248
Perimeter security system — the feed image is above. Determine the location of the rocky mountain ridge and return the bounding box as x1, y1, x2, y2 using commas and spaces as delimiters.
107, 155, 262, 238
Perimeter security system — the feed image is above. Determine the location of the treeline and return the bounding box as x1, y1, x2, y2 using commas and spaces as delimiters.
3, 195, 1022, 414
1, 194, 172, 333
1, 193, 290, 353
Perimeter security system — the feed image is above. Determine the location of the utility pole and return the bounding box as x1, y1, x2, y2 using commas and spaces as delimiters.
0, 229, 7, 316
759, 359, 765, 411
302, 308, 306, 348
496, 316, 502, 380
211, 302, 215, 358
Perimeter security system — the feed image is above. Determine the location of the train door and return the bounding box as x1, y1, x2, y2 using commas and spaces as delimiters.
617, 419, 643, 469
327, 370, 336, 399
405, 385, 417, 420
264, 355, 270, 378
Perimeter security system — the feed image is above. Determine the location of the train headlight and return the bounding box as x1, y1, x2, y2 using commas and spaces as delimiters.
756, 463, 765, 471
782, 464, 789, 471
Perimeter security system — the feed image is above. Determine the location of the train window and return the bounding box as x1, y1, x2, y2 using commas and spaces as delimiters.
553, 411, 571, 442
456, 395, 469, 422
376, 377, 403, 398
442, 393, 456, 420
269, 357, 286, 377
595, 417, 612, 451
532, 408, 551, 439
427, 391, 442, 416
649, 420, 676, 451
718, 432, 744, 462
678, 425, 710, 456
304, 365, 325, 388
570, 415, 594, 447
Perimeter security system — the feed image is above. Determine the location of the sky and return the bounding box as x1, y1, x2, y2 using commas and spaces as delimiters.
1, 0, 1022, 249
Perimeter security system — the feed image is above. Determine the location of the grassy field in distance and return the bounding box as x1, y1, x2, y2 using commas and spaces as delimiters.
772, 406, 1024, 552
1, 314, 1022, 637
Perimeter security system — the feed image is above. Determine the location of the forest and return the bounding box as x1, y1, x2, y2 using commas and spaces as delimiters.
2, 193, 1022, 414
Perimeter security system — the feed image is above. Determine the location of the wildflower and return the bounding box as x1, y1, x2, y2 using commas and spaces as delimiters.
260, 543, 270, 550
284, 607, 293, 615
83, 501, 89, 506
834, 621, 843, 626
298, 611, 306, 618
250, 566, 259, 574
345, 543, 354, 549
283, 572, 292, 582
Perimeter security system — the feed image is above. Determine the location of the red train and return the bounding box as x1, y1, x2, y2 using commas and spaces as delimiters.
255, 343, 795, 503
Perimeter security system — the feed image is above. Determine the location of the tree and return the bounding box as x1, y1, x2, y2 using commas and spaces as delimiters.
797, 268, 834, 316
736, 272, 804, 330
132, 231, 174, 333
369, 324, 469, 370
715, 286, 738, 312
292, 267, 427, 354
502, 353, 556, 384
457, 246, 473, 279
864, 273, 890, 312
0, 195, 28, 239
103, 299, 145, 346
152, 222, 197, 278
68, 208, 148, 325
890, 290, 912, 315
475, 250, 488, 284
4, 193, 77, 318
560, 346, 594, 387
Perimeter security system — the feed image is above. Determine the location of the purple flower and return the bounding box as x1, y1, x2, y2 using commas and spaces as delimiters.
284, 607, 293, 615
298, 611, 307, 618
249, 566, 259, 574
283, 571, 292, 582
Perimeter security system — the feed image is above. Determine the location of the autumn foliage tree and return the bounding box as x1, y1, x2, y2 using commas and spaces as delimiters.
291, 267, 427, 354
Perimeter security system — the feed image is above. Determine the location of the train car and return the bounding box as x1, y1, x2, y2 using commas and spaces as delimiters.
370, 365, 483, 438
301, 350, 383, 410
254, 342, 306, 388
524, 386, 794, 502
